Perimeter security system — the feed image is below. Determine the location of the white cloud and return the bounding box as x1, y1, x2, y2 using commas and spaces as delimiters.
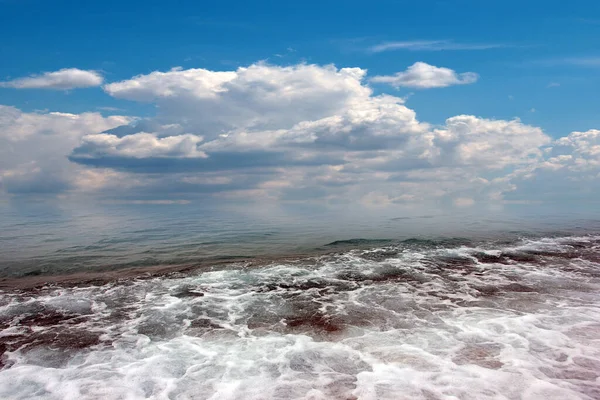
0, 106, 129, 142
198, 93, 427, 153
0, 106, 132, 195
369, 40, 507, 53
0, 68, 104, 90
494, 129, 600, 203
429, 115, 550, 168
1, 62, 598, 207
104, 63, 373, 140
74, 132, 207, 159
71, 63, 556, 206
552, 129, 600, 171
370, 62, 478, 89
103, 67, 236, 100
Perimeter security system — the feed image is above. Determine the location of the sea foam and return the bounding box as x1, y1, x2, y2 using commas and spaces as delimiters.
1, 235, 599, 399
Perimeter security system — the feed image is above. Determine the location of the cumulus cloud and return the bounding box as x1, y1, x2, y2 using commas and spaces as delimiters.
370, 62, 478, 89
0, 106, 128, 142
2, 62, 598, 208
494, 129, 600, 203
75, 65, 430, 180
554, 129, 600, 161
65, 63, 560, 206
0, 68, 104, 90
72, 132, 207, 159
532, 129, 600, 179
104, 63, 371, 135
0, 106, 131, 195
429, 115, 549, 168
103, 67, 237, 100
198, 94, 427, 153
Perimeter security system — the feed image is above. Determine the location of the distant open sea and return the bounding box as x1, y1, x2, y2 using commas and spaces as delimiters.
1, 202, 599, 399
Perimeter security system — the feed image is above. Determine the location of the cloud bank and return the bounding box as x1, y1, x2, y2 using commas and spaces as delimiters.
1, 62, 597, 209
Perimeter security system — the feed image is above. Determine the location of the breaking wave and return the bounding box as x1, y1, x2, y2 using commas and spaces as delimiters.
1, 235, 600, 399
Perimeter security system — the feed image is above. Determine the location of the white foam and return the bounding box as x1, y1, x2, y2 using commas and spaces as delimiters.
1, 235, 599, 399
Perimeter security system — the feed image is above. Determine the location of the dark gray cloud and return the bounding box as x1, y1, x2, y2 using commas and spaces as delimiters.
1, 171, 71, 194
69, 150, 344, 173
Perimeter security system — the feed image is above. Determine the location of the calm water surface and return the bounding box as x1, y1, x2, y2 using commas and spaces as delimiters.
1, 202, 598, 277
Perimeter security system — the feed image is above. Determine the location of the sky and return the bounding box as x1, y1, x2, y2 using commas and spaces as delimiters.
0, 0, 599, 212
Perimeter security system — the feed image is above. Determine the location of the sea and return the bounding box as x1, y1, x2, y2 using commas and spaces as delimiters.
0, 201, 599, 400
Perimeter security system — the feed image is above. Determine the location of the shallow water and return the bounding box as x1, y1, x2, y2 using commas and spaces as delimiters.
1, 230, 599, 399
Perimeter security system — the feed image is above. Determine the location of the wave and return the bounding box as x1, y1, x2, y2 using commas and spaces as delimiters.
324, 238, 395, 247
0, 234, 599, 399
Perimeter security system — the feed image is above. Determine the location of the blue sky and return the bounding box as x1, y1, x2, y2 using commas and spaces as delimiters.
2, 0, 599, 134
0, 0, 599, 209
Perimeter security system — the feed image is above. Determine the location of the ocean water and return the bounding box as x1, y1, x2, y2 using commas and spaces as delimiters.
1, 202, 600, 399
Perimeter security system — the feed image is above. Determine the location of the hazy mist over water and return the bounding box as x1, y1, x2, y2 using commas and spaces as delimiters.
1, 200, 599, 278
